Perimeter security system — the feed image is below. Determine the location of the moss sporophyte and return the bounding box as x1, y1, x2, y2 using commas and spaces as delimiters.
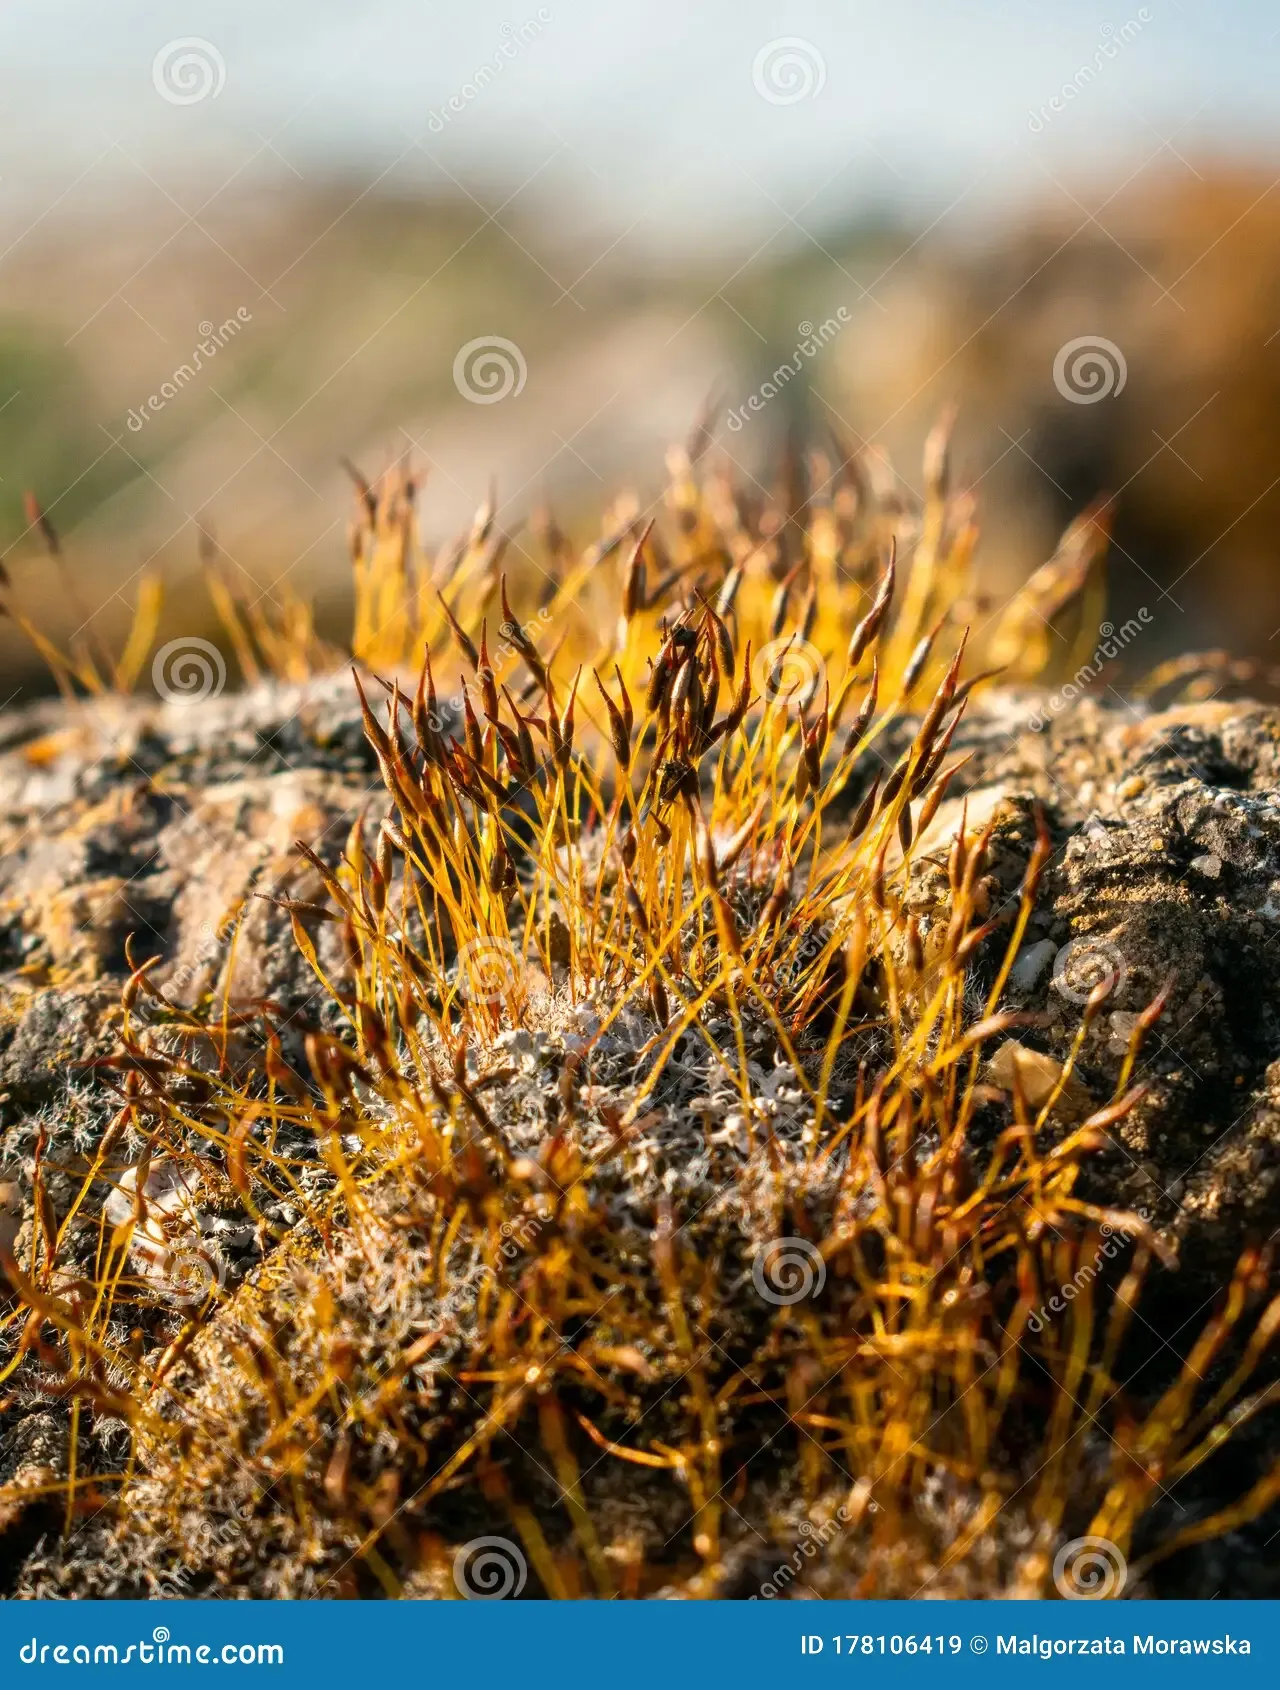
1, 413, 1278, 1598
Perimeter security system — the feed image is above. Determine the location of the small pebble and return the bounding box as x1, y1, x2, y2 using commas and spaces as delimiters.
1190, 853, 1222, 878
1107, 1011, 1140, 1055
1008, 938, 1057, 992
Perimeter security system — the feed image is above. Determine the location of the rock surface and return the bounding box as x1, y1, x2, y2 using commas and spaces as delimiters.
0, 675, 380, 1119
2, 675, 1280, 1596
917, 691, 1280, 1281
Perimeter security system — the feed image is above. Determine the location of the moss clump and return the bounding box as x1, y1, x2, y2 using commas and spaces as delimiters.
2, 421, 1279, 1599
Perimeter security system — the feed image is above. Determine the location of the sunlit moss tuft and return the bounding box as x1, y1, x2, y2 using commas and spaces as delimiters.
2, 419, 1277, 1598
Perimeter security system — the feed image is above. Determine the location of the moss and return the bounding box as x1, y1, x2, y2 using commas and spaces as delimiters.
1, 425, 1279, 1600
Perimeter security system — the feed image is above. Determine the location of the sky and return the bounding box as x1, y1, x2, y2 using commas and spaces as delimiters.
3, 0, 1279, 246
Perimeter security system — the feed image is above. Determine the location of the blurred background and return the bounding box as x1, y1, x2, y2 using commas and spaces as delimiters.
2, 0, 1280, 694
